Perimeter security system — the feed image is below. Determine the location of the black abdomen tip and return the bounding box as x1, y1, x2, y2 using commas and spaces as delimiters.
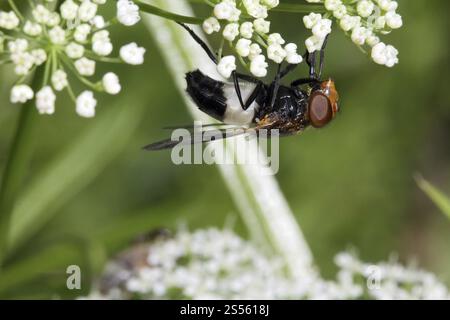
185, 70, 227, 121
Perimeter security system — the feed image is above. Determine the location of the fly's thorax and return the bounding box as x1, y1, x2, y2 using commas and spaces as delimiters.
253, 85, 309, 135
273, 86, 308, 121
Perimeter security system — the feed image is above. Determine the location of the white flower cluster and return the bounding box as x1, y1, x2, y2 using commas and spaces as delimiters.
203, 0, 303, 79
95, 228, 312, 299
335, 252, 450, 300
85, 228, 449, 300
0, 0, 145, 117
305, 0, 402, 67
303, 13, 332, 53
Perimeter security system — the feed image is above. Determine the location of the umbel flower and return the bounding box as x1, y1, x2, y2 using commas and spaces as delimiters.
0, 0, 145, 117
203, 0, 304, 79
202, 0, 402, 78
85, 228, 450, 300
305, 0, 402, 67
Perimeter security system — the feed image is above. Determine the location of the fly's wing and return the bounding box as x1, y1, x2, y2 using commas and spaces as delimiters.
144, 113, 287, 152
162, 123, 237, 130
143, 125, 256, 151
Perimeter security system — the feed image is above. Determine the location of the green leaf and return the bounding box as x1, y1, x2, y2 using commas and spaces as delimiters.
0, 67, 44, 266
0, 206, 180, 295
416, 176, 450, 220
272, 3, 326, 14
6, 94, 146, 256
0, 243, 82, 295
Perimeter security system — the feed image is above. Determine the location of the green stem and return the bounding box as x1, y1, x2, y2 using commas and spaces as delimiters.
217, 38, 224, 59
272, 3, 326, 14
7, 0, 24, 20
59, 55, 99, 91
416, 176, 450, 220
187, 0, 326, 13
0, 67, 44, 267
143, 0, 314, 277
42, 50, 53, 86
84, 51, 122, 64
137, 1, 203, 24
65, 83, 77, 102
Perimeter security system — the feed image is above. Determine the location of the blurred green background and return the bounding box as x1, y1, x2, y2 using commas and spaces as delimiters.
0, 0, 449, 298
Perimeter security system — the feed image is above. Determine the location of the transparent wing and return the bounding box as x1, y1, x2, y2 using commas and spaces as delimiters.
162, 123, 240, 130
143, 126, 255, 151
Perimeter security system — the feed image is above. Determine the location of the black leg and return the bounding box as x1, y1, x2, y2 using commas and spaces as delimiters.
303, 50, 313, 78
279, 63, 298, 79
235, 72, 260, 84
177, 22, 263, 111
177, 22, 218, 64
289, 36, 330, 88
318, 35, 329, 79
270, 64, 282, 109
291, 78, 320, 87
178, 22, 246, 109
232, 71, 245, 109
309, 52, 317, 79
234, 72, 264, 110
243, 81, 264, 110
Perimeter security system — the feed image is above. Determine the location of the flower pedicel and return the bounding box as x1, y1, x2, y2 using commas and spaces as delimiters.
1, 0, 404, 116
202, 0, 403, 80
204, 0, 304, 79
0, 0, 145, 117
305, 0, 402, 67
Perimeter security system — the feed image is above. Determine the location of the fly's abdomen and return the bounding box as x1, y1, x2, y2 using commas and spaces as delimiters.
185, 70, 227, 121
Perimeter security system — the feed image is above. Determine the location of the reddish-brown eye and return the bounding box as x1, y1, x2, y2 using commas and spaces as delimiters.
308, 92, 333, 128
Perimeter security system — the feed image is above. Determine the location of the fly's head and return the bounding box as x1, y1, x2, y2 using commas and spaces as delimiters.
308, 78, 340, 128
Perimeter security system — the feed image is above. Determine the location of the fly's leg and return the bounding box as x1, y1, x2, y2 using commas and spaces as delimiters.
292, 36, 330, 87
177, 22, 218, 64
304, 34, 330, 79
234, 72, 260, 84
291, 51, 320, 87
177, 22, 248, 109
232, 71, 245, 108
306, 51, 316, 79
318, 34, 329, 79
243, 81, 264, 110
291, 78, 320, 87
279, 63, 298, 79
269, 64, 283, 109
271, 62, 309, 91
234, 73, 264, 110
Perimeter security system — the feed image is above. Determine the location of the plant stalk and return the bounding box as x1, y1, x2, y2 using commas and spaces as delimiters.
272, 3, 326, 14
187, 0, 326, 13
416, 176, 450, 220
143, 0, 314, 277
137, 0, 325, 26
137, 1, 203, 24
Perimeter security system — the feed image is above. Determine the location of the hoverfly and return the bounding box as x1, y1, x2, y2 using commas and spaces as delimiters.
144, 23, 340, 151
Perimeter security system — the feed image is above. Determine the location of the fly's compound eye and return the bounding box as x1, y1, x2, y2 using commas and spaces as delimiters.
308, 92, 333, 128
